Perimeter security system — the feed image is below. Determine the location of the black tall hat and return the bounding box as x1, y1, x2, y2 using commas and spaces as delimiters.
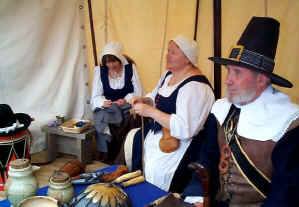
209, 16, 293, 88
0, 104, 32, 136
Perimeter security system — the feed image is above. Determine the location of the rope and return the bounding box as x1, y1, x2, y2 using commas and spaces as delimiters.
130, 108, 145, 176
141, 115, 145, 176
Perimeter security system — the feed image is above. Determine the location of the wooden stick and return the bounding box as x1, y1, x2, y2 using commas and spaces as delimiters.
188, 162, 210, 207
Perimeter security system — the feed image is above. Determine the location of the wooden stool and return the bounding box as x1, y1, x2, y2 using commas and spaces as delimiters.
41, 125, 95, 164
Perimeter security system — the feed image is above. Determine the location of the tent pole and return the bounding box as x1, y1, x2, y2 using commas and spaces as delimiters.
213, 0, 222, 99
88, 0, 98, 66
193, 0, 200, 41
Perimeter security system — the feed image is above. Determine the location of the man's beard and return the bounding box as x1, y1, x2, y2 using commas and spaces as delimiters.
226, 86, 257, 105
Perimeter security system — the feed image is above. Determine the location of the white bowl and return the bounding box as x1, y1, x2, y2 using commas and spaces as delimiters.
19, 196, 58, 207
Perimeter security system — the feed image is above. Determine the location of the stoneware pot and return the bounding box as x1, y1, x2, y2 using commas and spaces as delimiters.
47, 171, 74, 203
4, 158, 40, 207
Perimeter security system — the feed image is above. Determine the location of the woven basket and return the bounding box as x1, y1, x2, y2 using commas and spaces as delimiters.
60, 119, 90, 133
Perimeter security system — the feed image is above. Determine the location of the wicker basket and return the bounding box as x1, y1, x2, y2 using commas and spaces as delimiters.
60, 119, 90, 133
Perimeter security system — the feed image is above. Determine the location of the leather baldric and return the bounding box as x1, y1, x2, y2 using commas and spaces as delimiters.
221, 105, 271, 199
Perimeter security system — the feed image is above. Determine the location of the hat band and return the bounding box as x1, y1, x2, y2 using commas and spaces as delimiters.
0, 121, 24, 134
228, 45, 275, 73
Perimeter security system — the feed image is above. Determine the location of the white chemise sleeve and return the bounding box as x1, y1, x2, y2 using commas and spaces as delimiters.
170, 82, 214, 140
90, 66, 108, 111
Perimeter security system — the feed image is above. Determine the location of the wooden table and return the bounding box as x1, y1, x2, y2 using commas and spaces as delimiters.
41, 125, 96, 164
0, 165, 168, 207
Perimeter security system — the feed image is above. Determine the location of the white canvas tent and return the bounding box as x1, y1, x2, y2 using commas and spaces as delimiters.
0, 0, 90, 152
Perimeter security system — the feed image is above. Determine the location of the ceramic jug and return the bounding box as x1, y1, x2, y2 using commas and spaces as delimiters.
47, 171, 74, 203
4, 158, 40, 207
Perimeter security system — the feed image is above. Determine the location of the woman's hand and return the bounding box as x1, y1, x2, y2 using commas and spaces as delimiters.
129, 96, 144, 105
103, 100, 112, 107
133, 99, 170, 129
129, 96, 154, 106
113, 98, 126, 105
133, 103, 154, 118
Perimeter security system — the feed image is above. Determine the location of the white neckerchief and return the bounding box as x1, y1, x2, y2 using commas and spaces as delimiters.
212, 86, 299, 142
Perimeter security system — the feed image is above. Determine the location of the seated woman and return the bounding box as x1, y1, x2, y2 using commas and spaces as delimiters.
129, 35, 215, 193
90, 42, 143, 163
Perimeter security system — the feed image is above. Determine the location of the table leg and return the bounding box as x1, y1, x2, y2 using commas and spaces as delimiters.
45, 133, 57, 162
76, 136, 93, 164
85, 135, 93, 164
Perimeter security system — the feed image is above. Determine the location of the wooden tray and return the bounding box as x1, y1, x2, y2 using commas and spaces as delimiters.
60, 119, 90, 133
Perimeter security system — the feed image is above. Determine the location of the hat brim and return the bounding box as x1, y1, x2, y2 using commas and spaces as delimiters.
209, 57, 293, 88
0, 113, 32, 136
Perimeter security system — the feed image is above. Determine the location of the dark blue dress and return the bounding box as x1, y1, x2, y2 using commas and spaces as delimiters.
131, 71, 213, 193
100, 62, 134, 101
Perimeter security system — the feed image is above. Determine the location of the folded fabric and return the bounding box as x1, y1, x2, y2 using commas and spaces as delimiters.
94, 103, 132, 142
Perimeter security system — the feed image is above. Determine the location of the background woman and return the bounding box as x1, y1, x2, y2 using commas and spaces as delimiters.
129, 35, 215, 192
91, 42, 143, 163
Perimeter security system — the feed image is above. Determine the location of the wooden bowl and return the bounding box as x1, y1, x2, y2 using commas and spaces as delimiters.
19, 196, 58, 207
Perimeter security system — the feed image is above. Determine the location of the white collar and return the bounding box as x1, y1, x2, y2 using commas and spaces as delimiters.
212, 86, 299, 142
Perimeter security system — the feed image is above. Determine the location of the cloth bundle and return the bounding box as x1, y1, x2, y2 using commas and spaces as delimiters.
94, 103, 131, 143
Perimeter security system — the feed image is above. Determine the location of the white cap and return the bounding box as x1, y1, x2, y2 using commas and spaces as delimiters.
100, 42, 128, 65
171, 35, 198, 67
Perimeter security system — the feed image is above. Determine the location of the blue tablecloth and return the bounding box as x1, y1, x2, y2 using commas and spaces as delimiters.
0, 165, 167, 207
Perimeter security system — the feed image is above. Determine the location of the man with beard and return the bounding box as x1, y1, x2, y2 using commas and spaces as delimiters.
182, 17, 299, 207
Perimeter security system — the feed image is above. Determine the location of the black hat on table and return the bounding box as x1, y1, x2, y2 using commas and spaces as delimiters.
0, 104, 32, 136
209, 16, 292, 88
